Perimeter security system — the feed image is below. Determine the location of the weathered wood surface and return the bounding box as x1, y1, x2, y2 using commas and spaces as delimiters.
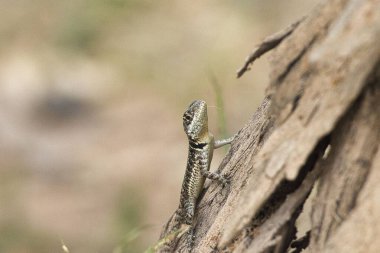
159, 0, 380, 252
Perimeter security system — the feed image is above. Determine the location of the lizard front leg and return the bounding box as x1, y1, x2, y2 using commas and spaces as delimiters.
200, 135, 235, 184
214, 135, 235, 149
200, 167, 229, 185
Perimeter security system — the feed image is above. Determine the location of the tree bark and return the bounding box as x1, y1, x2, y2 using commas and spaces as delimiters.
159, 0, 380, 252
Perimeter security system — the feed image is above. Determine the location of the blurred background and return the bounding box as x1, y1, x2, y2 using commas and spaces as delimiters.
0, 1, 318, 252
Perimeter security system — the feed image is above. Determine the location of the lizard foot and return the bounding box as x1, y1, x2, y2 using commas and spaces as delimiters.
201, 169, 231, 186
221, 172, 232, 186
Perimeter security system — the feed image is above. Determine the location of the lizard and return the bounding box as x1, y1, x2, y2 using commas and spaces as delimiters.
171, 99, 235, 249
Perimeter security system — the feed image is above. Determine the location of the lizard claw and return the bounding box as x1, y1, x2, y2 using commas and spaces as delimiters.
221, 172, 232, 186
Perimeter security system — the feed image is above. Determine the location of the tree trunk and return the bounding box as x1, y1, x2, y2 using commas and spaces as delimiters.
158, 0, 380, 252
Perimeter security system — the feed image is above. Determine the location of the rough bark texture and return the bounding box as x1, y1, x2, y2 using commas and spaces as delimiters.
159, 0, 380, 252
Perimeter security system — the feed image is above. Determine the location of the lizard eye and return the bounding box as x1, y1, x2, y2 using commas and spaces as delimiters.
183, 113, 193, 125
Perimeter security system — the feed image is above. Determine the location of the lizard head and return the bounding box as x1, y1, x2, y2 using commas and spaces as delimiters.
183, 100, 208, 140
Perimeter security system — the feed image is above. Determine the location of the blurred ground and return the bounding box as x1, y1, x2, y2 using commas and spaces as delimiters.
0, 1, 318, 252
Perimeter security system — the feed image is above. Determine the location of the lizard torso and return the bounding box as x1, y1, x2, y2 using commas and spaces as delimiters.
176, 100, 232, 227
179, 134, 214, 225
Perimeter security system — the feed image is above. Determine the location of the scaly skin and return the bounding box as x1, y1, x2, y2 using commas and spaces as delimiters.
176, 100, 234, 234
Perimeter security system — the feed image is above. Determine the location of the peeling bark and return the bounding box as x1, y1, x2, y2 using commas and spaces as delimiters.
158, 0, 380, 252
